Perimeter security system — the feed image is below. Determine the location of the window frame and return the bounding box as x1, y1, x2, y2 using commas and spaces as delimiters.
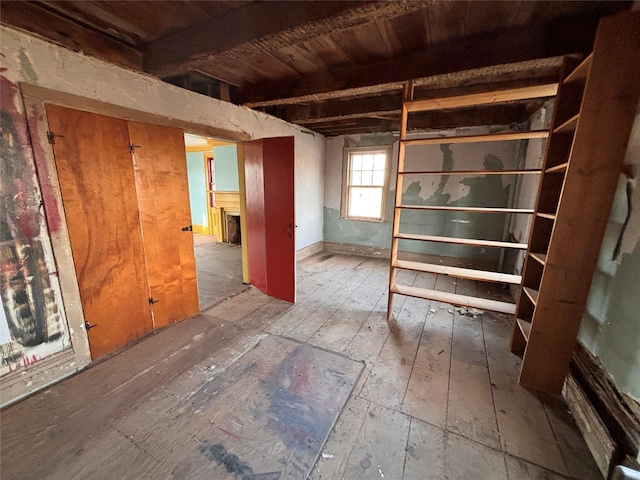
340, 146, 392, 222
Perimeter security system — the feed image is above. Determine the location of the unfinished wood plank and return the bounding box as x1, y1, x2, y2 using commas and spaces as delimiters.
553, 113, 580, 134
230, 297, 293, 331
504, 456, 569, 480
267, 255, 370, 336
46, 427, 165, 480
309, 259, 390, 353
400, 168, 542, 176
405, 84, 558, 113
523, 286, 539, 304
564, 375, 616, 478
341, 403, 411, 480
541, 392, 605, 480
445, 433, 508, 480
397, 204, 535, 214
517, 318, 532, 340
391, 284, 516, 315
288, 258, 375, 342
447, 283, 501, 449
395, 233, 528, 249
564, 53, 593, 84
403, 418, 446, 479
402, 297, 454, 428
483, 311, 569, 475
402, 129, 548, 146
309, 395, 371, 480
393, 259, 522, 284
359, 271, 433, 411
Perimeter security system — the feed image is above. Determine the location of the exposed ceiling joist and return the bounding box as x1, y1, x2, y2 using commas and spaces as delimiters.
144, 0, 428, 78
0, 1, 143, 70
241, 14, 597, 107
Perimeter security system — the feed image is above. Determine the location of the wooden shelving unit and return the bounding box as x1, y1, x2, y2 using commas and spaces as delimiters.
387, 82, 556, 320
509, 12, 640, 394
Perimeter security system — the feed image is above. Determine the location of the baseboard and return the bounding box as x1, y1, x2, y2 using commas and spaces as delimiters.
296, 241, 324, 261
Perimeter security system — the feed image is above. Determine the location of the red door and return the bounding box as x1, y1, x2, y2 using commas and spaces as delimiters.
243, 137, 296, 302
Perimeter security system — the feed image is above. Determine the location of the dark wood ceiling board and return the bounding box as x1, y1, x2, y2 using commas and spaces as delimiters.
305, 35, 354, 71
144, 1, 369, 75
39, 1, 151, 45
374, 19, 405, 56
190, 68, 244, 89
91, 1, 214, 39
246, 52, 303, 82
463, 1, 524, 39
330, 22, 395, 65
144, 1, 429, 77
241, 15, 597, 107
0, 1, 142, 71
279, 94, 403, 123
269, 45, 327, 77
187, 0, 253, 18
406, 102, 538, 131
385, 9, 431, 52
424, 0, 468, 47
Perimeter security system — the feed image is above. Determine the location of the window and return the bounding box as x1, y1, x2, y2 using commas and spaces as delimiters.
341, 147, 391, 221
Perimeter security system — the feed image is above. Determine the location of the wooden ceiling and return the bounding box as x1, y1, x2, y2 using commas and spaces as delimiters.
1, 1, 632, 136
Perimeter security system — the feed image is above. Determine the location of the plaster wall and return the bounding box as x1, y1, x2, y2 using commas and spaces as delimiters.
213, 145, 239, 191
186, 151, 208, 228
324, 128, 523, 266
578, 102, 640, 400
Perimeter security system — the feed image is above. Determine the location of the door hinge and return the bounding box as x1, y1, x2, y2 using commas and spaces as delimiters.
47, 131, 63, 144
149, 297, 159, 305
129, 143, 141, 153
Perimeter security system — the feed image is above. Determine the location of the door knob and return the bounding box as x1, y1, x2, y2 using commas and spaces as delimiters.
181, 225, 193, 232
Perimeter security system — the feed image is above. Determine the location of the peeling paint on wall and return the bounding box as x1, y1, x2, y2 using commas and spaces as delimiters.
324, 129, 521, 266
0, 77, 71, 376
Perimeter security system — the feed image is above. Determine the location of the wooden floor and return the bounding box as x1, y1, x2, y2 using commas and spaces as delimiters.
0, 252, 601, 480
193, 234, 247, 310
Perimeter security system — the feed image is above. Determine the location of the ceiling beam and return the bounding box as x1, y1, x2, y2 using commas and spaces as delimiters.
241, 14, 598, 107
278, 75, 560, 125
311, 102, 544, 136
0, 1, 143, 70
144, 1, 427, 78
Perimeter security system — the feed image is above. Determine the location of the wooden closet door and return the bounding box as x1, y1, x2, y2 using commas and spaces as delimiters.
46, 105, 153, 359
128, 122, 200, 328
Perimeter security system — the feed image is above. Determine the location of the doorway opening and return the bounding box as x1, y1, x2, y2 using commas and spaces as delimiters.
184, 133, 248, 310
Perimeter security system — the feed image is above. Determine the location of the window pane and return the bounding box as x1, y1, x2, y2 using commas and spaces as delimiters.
351, 170, 362, 186
373, 153, 386, 171
372, 170, 385, 186
361, 170, 373, 185
351, 154, 363, 171
348, 187, 383, 218
361, 154, 374, 170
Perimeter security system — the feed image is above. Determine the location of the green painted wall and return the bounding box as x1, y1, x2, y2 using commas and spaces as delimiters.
324, 130, 521, 266
186, 151, 208, 227
213, 145, 239, 191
